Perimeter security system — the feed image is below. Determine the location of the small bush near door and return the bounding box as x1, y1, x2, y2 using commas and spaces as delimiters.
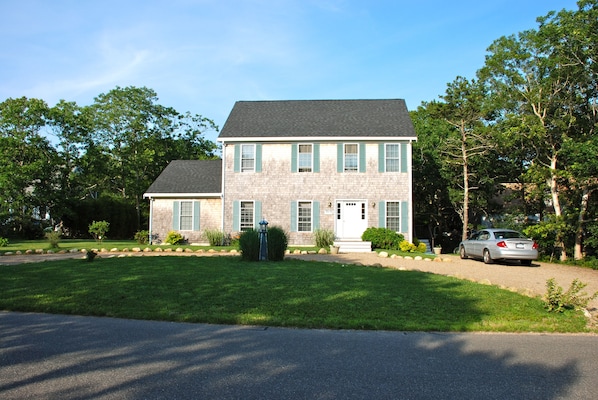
314, 228, 335, 249
361, 227, 404, 250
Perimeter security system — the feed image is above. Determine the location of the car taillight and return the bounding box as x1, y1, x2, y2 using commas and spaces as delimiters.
497, 241, 507, 248
532, 241, 538, 250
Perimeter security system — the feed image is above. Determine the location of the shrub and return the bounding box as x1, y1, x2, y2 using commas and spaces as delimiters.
45, 230, 61, 249
544, 278, 598, 312
205, 229, 226, 246
399, 240, 416, 252
362, 227, 405, 250
0, 237, 8, 247
89, 220, 110, 243
314, 228, 335, 249
416, 242, 427, 253
268, 226, 289, 261
165, 230, 185, 245
239, 229, 260, 261
135, 230, 149, 244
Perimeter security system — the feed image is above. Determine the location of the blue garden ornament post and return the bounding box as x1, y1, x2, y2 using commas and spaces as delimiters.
259, 218, 268, 261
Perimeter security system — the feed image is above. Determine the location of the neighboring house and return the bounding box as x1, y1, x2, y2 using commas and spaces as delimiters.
144, 99, 417, 249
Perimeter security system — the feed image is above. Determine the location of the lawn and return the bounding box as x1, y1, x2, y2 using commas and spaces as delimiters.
0, 255, 591, 333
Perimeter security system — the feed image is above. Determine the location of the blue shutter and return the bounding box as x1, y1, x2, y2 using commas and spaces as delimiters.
193, 201, 200, 231
400, 143, 408, 173
313, 143, 320, 173
232, 201, 240, 231
378, 143, 385, 173
313, 201, 320, 230
255, 144, 262, 172
359, 143, 366, 173
291, 144, 298, 172
234, 145, 240, 172
378, 201, 385, 228
401, 201, 409, 233
337, 144, 343, 172
173, 201, 180, 230
290, 201, 297, 232
254, 201, 262, 229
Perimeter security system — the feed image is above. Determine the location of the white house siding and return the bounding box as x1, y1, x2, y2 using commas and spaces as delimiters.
222, 141, 413, 245
150, 198, 222, 244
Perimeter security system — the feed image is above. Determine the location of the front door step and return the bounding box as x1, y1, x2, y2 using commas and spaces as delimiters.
333, 240, 372, 253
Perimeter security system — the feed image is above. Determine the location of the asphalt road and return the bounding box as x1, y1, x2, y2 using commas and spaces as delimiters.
1, 311, 597, 399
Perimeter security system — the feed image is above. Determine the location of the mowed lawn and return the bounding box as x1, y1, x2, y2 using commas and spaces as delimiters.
0, 255, 591, 333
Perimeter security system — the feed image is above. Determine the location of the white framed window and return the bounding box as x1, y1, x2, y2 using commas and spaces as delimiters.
241, 144, 255, 172
385, 144, 400, 172
179, 201, 194, 230
298, 144, 313, 172
240, 201, 254, 231
297, 201, 312, 232
344, 143, 358, 172
386, 201, 401, 232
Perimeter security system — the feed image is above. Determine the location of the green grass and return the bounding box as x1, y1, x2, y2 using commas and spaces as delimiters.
0, 256, 591, 333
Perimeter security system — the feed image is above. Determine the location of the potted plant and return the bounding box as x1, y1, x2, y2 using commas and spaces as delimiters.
433, 245, 442, 255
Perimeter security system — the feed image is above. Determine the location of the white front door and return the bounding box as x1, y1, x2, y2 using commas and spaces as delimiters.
335, 201, 367, 239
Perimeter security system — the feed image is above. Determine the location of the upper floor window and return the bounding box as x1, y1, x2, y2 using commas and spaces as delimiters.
344, 144, 359, 172
298, 144, 313, 172
385, 144, 400, 172
241, 144, 255, 172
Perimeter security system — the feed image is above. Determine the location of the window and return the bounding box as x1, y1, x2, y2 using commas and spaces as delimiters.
385, 144, 400, 172
240, 201, 254, 231
298, 201, 312, 232
298, 144, 312, 172
179, 201, 193, 230
241, 144, 255, 172
386, 201, 400, 232
344, 144, 358, 172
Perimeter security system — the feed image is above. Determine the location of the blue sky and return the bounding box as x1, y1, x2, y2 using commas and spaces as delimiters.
1, 0, 579, 143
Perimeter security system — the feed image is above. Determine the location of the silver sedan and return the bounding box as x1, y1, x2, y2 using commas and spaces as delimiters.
459, 228, 538, 265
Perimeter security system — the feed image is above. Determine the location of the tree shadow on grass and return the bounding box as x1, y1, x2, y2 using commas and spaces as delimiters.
0, 311, 590, 399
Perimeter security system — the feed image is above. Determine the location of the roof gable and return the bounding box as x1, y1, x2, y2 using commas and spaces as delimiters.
218, 99, 416, 140
144, 160, 222, 196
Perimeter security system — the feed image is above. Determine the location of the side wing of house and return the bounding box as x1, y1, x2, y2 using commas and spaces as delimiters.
143, 160, 223, 244
218, 99, 417, 245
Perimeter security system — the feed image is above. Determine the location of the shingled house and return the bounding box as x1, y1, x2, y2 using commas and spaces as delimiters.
144, 99, 417, 251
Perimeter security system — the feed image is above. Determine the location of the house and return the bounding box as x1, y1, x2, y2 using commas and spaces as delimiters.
144, 99, 417, 250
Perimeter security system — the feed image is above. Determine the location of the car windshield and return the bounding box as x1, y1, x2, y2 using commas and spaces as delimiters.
494, 231, 525, 239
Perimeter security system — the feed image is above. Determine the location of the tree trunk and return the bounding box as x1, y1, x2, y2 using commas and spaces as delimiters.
547, 154, 567, 261
574, 187, 591, 260
461, 125, 469, 241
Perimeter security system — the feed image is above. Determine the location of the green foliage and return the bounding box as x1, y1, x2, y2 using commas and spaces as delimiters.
314, 228, 335, 249
204, 229, 226, 246
165, 230, 185, 245
523, 216, 573, 257
134, 230, 149, 244
0, 237, 8, 247
544, 278, 598, 313
361, 227, 405, 250
399, 240, 416, 252
45, 230, 61, 249
267, 226, 289, 261
239, 229, 260, 261
88, 220, 110, 243
417, 242, 428, 253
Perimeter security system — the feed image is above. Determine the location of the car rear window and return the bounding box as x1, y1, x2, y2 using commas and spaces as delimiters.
495, 231, 525, 239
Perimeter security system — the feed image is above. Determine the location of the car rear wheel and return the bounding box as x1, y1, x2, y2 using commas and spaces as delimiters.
483, 249, 493, 264
459, 246, 468, 259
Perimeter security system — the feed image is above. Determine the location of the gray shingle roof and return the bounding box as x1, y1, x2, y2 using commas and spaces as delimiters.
144, 160, 222, 195
218, 99, 416, 139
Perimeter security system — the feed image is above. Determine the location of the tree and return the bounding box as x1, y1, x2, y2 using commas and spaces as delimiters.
0, 97, 57, 237
428, 77, 497, 241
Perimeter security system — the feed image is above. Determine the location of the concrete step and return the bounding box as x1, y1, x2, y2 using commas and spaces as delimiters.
333, 240, 372, 253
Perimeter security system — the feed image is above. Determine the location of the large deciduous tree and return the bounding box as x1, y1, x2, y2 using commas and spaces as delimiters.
0, 97, 57, 237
